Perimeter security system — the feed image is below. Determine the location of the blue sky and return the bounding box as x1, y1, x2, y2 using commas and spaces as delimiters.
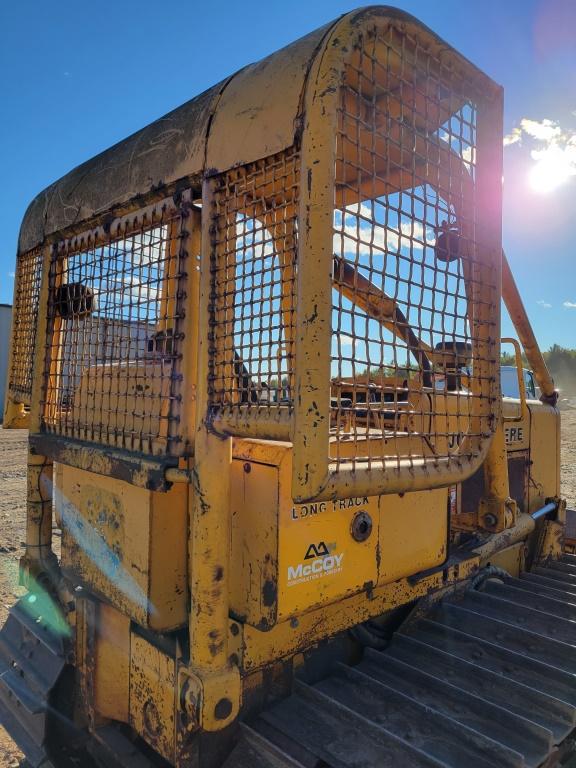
1, 0, 575, 350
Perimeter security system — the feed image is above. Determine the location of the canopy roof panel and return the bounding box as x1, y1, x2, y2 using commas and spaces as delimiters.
18, 6, 497, 254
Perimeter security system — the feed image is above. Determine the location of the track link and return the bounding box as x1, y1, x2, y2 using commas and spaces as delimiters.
226, 559, 576, 768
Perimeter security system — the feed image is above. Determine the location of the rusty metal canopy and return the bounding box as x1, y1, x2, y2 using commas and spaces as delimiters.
18, 6, 491, 255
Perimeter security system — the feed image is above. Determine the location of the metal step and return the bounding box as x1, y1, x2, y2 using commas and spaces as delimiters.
232, 569, 576, 768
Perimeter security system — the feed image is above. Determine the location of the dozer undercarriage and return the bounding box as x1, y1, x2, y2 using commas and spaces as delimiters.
4, 550, 576, 768
1, 6, 571, 768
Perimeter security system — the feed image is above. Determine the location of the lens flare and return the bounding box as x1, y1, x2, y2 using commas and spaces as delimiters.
529, 145, 572, 193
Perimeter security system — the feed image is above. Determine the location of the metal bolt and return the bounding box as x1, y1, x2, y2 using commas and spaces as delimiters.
483, 513, 498, 528
351, 511, 373, 542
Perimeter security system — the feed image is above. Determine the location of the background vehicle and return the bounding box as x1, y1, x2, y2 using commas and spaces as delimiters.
1, 7, 573, 767
501, 365, 537, 399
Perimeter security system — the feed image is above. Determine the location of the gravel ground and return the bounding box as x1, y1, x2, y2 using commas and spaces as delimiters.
0, 429, 27, 768
0, 413, 575, 766
561, 408, 576, 510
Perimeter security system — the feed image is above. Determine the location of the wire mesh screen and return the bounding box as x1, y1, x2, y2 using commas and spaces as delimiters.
41, 200, 190, 456
209, 149, 299, 411
330, 24, 497, 470
8, 247, 44, 404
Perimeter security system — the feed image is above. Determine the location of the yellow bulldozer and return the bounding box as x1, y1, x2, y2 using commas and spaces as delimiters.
2, 7, 575, 767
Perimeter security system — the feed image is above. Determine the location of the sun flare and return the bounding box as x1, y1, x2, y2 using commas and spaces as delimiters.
529, 145, 572, 193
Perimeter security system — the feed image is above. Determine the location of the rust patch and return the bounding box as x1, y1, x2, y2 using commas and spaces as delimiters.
262, 579, 277, 608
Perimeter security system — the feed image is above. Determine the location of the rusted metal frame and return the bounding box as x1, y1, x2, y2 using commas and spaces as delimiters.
6, 248, 44, 410
28, 433, 178, 491
179, 175, 240, 734
3, 250, 28, 426
469, 83, 509, 532
469, 85, 503, 431
293, 17, 502, 502
472, 512, 536, 564
4, 252, 25, 414
4, 256, 20, 410
54, 193, 188, 263
163, 198, 197, 457
233, 553, 480, 672
192, 179, 232, 662
22, 176, 201, 258
38, 192, 194, 462
291, 17, 340, 504
501, 336, 529, 422
480, 424, 517, 532
502, 251, 557, 405
21, 244, 59, 585
76, 597, 98, 732
317, 454, 491, 500
43, 245, 64, 433
178, 205, 202, 454
211, 407, 291, 441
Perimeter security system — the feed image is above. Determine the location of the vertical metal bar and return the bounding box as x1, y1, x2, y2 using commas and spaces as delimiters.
22, 244, 57, 582
44, 247, 64, 430
472, 85, 504, 441
188, 177, 232, 671
472, 87, 509, 530
179, 206, 202, 454
158, 217, 181, 335
481, 423, 513, 526
502, 251, 556, 404
3, 254, 20, 423
291, 46, 338, 503
501, 336, 529, 421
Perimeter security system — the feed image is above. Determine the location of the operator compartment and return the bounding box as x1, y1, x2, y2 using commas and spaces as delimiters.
211, 19, 500, 626
19, 9, 500, 642
37, 199, 194, 631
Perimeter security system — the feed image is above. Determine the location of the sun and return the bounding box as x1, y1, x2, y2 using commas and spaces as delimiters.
529, 145, 571, 193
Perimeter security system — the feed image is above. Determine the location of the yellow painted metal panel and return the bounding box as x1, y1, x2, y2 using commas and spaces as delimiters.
377, 490, 448, 584
59, 465, 187, 629
234, 555, 480, 672
149, 483, 189, 631
528, 403, 560, 511
230, 460, 279, 628
231, 439, 448, 627
129, 632, 176, 764
94, 602, 130, 723
205, 24, 330, 172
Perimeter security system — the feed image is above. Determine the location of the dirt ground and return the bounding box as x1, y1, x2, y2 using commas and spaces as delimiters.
561, 408, 576, 514
0, 429, 27, 768
0, 414, 575, 765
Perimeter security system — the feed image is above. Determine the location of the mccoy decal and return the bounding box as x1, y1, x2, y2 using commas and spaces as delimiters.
304, 541, 330, 559
287, 541, 344, 586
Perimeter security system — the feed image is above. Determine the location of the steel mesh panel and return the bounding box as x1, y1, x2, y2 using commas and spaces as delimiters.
330, 24, 497, 470
209, 149, 299, 411
8, 247, 43, 404
41, 200, 189, 456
